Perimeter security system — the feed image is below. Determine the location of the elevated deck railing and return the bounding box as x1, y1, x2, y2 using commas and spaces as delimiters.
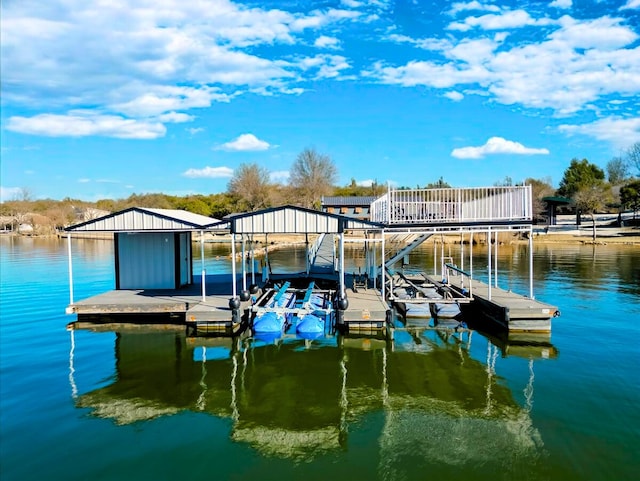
370, 186, 532, 225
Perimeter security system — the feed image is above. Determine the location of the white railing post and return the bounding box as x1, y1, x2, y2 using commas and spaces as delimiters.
487, 227, 492, 301
200, 230, 206, 302
67, 233, 74, 306
529, 227, 534, 299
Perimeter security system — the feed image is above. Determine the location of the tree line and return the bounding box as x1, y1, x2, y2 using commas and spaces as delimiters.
2, 144, 639, 235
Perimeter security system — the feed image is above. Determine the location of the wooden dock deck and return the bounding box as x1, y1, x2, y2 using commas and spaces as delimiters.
67, 272, 391, 335
425, 275, 559, 333
67, 274, 252, 332
341, 282, 391, 331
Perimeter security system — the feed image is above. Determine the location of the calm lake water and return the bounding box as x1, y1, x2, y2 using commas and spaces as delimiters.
1, 236, 639, 481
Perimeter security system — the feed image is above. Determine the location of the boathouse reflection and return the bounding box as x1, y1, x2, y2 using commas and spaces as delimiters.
69, 321, 551, 465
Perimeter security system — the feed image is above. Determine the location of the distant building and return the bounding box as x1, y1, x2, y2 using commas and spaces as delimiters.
542, 196, 572, 225
321, 196, 378, 220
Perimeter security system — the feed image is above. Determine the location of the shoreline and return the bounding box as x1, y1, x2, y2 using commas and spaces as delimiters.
5, 228, 640, 246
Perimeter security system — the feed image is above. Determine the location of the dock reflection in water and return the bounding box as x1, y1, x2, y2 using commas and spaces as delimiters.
68, 321, 552, 473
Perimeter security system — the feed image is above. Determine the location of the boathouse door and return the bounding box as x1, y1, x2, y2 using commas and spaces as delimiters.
115, 232, 191, 289
177, 232, 192, 287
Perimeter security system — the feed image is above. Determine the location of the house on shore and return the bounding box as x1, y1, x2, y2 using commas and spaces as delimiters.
321, 196, 377, 221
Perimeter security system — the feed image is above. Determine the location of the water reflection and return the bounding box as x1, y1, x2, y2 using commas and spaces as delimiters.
69, 322, 549, 469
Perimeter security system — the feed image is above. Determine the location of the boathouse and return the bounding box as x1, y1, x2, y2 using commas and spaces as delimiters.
65, 207, 220, 290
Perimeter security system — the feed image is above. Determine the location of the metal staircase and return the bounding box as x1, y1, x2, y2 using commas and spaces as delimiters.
384, 233, 432, 272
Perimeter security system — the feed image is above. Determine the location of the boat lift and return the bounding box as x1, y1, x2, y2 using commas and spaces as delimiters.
251, 281, 334, 320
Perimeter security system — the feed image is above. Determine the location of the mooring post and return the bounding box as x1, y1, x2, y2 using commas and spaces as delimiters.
200, 230, 206, 302
529, 226, 534, 299
242, 235, 247, 292
231, 232, 237, 298
381, 230, 386, 300
67, 232, 74, 306
494, 229, 498, 288
487, 227, 492, 301
339, 230, 345, 299
469, 231, 474, 299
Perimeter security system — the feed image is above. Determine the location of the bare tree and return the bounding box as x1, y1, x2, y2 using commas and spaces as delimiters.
574, 182, 613, 241
227, 163, 272, 212
626, 142, 640, 175
524, 177, 555, 221
289, 148, 337, 209
606, 156, 629, 184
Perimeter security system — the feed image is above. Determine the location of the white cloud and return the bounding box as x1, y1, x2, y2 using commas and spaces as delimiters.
112, 87, 231, 118
1, 0, 369, 138
448, 10, 555, 31
444, 91, 464, 101
182, 166, 234, 179
215, 133, 271, 152
294, 54, 352, 79
6, 113, 166, 139
341, 0, 363, 7
451, 137, 550, 159
370, 15, 640, 115
621, 0, 640, 10
270, 170, 290, 183
550, 0, 572, 9
314, 35, 341, 49
558, 117, 640, 149
448, 1, 501, 16
187, 127, 204, 135
157, 112, 194, 123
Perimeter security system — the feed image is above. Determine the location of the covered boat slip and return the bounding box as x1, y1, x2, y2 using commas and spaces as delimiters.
64, 205, 391, 333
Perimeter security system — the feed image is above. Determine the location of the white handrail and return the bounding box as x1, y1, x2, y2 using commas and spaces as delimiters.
370, 186, 532, 224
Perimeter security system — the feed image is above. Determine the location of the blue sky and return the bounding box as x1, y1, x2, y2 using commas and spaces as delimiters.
1, 0, 639, 202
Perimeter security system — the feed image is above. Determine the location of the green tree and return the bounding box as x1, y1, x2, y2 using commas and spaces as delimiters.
227, 163, 272, 212
557, 158, 605, 198
606, 156, 629, 184
174, 196, 211, 216
333, 179, 386, 197
205, 193, 236, 219
620, 179, 640, 220
424, 177, 452, 189
289, 147, 337, 209
493, 176, 513, 187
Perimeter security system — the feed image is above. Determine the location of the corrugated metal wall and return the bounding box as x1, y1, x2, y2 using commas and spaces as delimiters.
76, 210, 197, 231
117, 233, 176, 289
234, 209, 341, 233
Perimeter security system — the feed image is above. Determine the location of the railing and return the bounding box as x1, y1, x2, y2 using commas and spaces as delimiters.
370, 186, 531, 224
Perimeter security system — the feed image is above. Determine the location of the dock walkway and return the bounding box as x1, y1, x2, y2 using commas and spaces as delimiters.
342, 276, 390, 331
309, 234, 335, 275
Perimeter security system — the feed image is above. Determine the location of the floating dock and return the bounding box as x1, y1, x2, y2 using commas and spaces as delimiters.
442, 276, 560, 333
64, 190, 559, 338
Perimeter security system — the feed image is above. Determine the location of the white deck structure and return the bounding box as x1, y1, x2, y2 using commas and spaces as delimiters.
371, 186, 532, 225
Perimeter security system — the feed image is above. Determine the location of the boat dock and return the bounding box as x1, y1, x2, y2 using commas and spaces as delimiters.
64, 188, 559, 337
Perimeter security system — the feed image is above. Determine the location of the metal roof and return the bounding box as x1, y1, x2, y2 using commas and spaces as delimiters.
66, 207, 220, 232
208, 205, 382, 234
321, 196, 378, 207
